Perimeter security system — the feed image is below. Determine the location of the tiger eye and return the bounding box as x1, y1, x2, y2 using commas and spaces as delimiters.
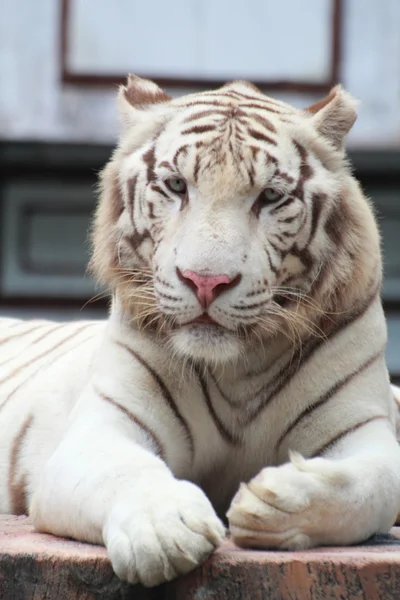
166, 178, 187, 194
262, 188, 284, 203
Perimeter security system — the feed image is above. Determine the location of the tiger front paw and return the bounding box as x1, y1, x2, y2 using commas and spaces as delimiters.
103, 479, 225, 587
227, 453, 364, 550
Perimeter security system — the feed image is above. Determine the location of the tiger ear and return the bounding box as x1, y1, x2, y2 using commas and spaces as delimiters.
118, 74, 172, 127
305, 85, 358, 150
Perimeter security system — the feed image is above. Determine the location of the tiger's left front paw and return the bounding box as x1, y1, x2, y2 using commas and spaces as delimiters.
227, 453, 356, 550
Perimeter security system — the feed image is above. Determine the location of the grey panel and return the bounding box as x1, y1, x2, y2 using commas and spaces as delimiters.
1, 181, 97, 298
369, 186, 400, 301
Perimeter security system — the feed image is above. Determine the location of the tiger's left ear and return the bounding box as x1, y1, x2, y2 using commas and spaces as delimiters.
305, 85, 358, 150
117, 74, 172, 128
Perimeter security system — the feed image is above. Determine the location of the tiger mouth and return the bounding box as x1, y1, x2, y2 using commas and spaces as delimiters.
189, 313, 220, 326
179, 313, 229, 332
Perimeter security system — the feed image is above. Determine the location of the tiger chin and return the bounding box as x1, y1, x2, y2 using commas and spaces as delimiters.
1, 74, 400, 589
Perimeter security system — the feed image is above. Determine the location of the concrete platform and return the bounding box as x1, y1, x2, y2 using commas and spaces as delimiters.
1, 515, 400, 599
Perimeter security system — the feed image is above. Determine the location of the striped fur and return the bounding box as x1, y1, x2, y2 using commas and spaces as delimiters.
1, 75, 400, 587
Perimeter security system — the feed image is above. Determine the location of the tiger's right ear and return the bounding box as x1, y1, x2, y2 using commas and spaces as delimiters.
118, 74, 172, 128
305, 85, 358, 150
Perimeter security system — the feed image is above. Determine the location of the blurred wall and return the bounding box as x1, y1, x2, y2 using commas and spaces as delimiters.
0, 0, 400, 147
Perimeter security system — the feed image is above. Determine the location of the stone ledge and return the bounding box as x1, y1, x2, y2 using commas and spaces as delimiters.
1, 516, 400, 600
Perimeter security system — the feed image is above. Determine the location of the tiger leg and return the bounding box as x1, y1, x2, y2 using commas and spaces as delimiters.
29, 387, 225, 587
227, 418, 400, 549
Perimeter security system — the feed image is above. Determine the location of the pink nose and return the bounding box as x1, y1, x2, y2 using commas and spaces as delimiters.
177, 269, 241, 309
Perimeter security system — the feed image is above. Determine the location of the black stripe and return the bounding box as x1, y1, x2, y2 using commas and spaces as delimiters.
95, 387, 165, 459
246, 113, 276, 133
269, 197, 296, 214
8, 414, 33, 514
208, 372, 239, 408
308, 193, 327, 243
311, 415, 388, 458
276, 350, 383, 451
193, 153, 201, 183
0, 323, 48, 347
150, 184, 169, 199
265, 247, 279, 274
172, 145, 189, 167
116, 341, 194, 455
0, 324, 90, 386
142, 145, 156, 183
183, 109, 228, 123
181, 124, 216, 135
194, 365, 242, 445
247, 128, 277, 146
243, 285, 380, 425
269, 240, 283, 255
0, 326, 95, 414
238, 102, 291, 115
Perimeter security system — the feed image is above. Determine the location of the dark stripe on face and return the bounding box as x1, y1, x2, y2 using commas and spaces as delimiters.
249, 146, 259, 160
265, 247, 279, 274
244, 285, 380, 425
8, 414, 33, 514
150, 183, 169, 199
247, 163, 255, 187
96, 388, 165, 459
244, 113, 276, 133
239, 103, 289, 115
176, 100, 232, 111
158, 160, 174, 170
173, 145, 189, 167
276, 171, 295, 185
270, 197, 296, 214
290, 245, 313, 272
325, 194, 349, 248
247, 128, 277, 146
232, 300, 266, 310
181, 124, 217, 135
123, 229, 152, 253
157, 290, 182, 302
292, 140, 313, 201
116, 341, 194, 455
311, 415, 388, 458
278, 215, 298, 224
155, 275, 175, 289
194, 365, 242, 445
276, 350, 383, 452
142, 145, 156, 183
193, 153, 201, 183
224, 89, 285, 108
269, 240, 283, 255
183, 109, 228, 123
309, 193, 327, 243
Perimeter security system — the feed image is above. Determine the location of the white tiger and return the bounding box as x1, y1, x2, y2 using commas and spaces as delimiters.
1, 75, 400, 588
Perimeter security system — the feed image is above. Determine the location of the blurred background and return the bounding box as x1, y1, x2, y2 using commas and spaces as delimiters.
0, 0, 399, 380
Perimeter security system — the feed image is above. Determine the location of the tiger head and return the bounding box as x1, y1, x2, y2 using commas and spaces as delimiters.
91, 75, 381, 364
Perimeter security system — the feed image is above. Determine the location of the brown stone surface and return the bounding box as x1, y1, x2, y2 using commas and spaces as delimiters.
1, 515, 400, 599
0, 515, 160, 600
168, 533, 400, 600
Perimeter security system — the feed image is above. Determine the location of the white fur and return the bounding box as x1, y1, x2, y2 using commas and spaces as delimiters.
1, 79, 400, 587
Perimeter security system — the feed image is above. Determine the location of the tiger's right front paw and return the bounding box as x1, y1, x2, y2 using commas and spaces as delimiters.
103, 479, 225, 587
